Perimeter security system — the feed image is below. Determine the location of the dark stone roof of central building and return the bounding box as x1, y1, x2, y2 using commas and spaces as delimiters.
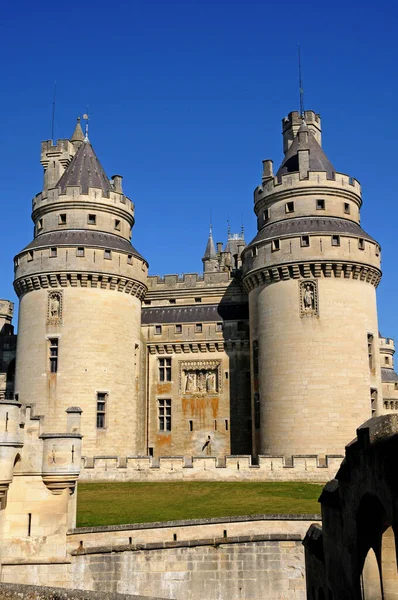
276, 125, 336, 178
57, 142, 113, 195
381, 368, 398, 383
142, 303, 249, 324
22, 230, 145, 261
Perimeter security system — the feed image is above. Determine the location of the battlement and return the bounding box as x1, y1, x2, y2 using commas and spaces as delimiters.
255, 170, 362, 206
147, 271, 232, 289
379, 336, 395, 352
79, 453, 344, 483
32, 187, 134, 216
0, 300, 14, 320
282, 110, 322, 152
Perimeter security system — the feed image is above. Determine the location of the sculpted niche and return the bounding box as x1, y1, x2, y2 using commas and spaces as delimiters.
299, 280, 318, 317
179, 360, 221, 395
47, 291, 63, 324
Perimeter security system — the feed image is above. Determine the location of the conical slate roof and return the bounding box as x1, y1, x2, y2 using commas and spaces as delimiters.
70, 117, 85, 142
57, 141, 113, 195
276, 122, 335, 178
203, 227, 217, 259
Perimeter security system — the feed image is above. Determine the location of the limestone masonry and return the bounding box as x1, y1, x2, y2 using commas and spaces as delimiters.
1, 109, 397, 598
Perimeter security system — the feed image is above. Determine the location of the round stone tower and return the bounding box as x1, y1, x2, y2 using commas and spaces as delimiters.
242, 110, 382, 458
13, 120, 148, 456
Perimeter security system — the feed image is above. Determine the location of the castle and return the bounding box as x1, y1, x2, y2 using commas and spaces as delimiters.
1, 109, 397, 466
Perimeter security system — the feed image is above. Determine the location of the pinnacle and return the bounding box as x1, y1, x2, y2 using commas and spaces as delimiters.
70, 117, 85, 143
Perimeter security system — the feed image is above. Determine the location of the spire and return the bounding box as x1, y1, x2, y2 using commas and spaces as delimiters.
57, 141, 113, 196
203, 225, 217, 260
70, 117, 85, 143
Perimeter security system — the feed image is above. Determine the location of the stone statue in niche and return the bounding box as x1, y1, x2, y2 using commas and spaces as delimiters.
206, 371, 216, 393
185, 372, 196, 393
300, 280, 318, 317
47, 291, 63, 324
180, 360, 222, 394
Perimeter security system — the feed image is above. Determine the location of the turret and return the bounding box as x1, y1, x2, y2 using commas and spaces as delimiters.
13, 121, 148, 456
242, 110, 382, 458
202, 226, 219, 272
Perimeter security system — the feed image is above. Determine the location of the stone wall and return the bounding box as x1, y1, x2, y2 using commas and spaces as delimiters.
0, 582, 166, 599
79, 454, 343, 483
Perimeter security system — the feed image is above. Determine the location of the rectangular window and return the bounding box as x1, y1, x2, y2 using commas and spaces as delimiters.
216, 322, 223, 332
155, 325, 162, 335
331, 235, 340, 246
48, 338, 59, 373
169, 298, 176, 304
316, 199, 325, 210
37, 218, 43, 231
96, 392, 107, 429
114, 219, 121, 231
358, 238, 365, 250
158, 399, 171, 432
195, 297, 202, 303
189, 420, 193, 432
370, 388, 377, 416
301, 235, 310, 247
158, 357, 171, 381
271, 239, 280, 252
368, 334, 374, 370
144, 300, 151, 305
76, 247, 85, 257
263, 209, 270, 222
27, 251, 34, 262
195, 323, 202, 333
59, 213, 67, 225
50, 247, 57, 258
104, 249, 112, 259
385, 356, 389, 365
127, 254, 132, 264
285, 201, 295, 213
252, 246, 258, 257
88, 214, 96, 225
344, 202, 351, 214
175, 324, 182, 334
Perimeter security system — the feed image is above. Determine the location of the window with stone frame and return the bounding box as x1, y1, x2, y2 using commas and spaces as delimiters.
96, 392, 107, 429
158, 399, 171, 432
48, 338, 59, 373
158, 357, 171, 382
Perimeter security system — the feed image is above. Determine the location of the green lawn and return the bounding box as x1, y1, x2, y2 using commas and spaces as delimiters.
76, 482, 322, 527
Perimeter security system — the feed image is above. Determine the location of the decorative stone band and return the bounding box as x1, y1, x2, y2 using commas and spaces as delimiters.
243, 260, 382, 292
147, 340, 249, 355
14, 271, 148, 300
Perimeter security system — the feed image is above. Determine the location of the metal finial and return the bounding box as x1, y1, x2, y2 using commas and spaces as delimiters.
83, 111, 89, 143
298, 45, 305, 118
227, 219, 231, 238
51, 80, 57, 143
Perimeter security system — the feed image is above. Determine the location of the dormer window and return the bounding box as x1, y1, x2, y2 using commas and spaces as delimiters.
316, 199, 325, 210
88, 214, 96, 225
285, 202, 295, 214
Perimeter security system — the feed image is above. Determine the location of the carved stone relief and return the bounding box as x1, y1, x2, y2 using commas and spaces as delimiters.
299, 280, 319, 317
179, 360, 221, 395
47, 291, 63, 324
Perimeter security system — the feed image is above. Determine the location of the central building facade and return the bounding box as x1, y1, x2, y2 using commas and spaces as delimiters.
9, 110, 395, 463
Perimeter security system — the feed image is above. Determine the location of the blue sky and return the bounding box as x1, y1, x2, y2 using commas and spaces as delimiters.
0, 0, 397, 342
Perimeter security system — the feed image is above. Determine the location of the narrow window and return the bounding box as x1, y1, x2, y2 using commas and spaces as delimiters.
127, 254, 132, 264
367, 334, 374, 370
214, 420, 217, 431
158, 358, 171, 382
301, 235, 310, 247
316, 199, 325, 210
375, 245, 380, 257
14, 257, 19, 268
189, 420, 193, 432
50, 247, 57, 258
253, 340, 259, 375
114, 219, 121, 231
76, 247, 85, 257
225, 372, 229, 380
263, 209, 270, 222
37, 218, 43, 231
254, 393, 260, 429
28, 513, 32, 537
385, 356, 389, 365
87, 214, 96, 225
59, 213, 67, 225
158, 399, 171, 432
225, 419, 228, 431
344, 202, 350, 214
370, 389, 377, 416
252, 246, 258, 257
271, 239, 280, 252
195, 323, 202, 333
285, 201, 295, 213
27, 251, 34, 262
175, 324, 182, 334
358, 238, 365, 250
195, 297, 202, 303
49, 338, 59, 373
155, 325, 162, 335
169, 298, 176, 304
96, 392, 107, 428
104, 249, 112, 259
331, 235, 340, 246
216, 322, 223, 332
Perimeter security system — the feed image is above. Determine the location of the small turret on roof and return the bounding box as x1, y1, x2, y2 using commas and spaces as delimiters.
202, 226, 219, 272
70, 117, 85, 144
57, 140, 113, 196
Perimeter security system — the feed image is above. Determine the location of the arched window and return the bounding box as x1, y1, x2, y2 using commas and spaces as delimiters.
361, 547, 382, 599
381, 526, 398, 599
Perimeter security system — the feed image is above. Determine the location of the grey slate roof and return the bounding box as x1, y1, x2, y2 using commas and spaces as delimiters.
142, 303, 249, 324
381, 368, 398, 383
203, 228, 217, 259
248, 217, 376, 247
276, 123, 335, 179
22, 230, 145, 260
57, 142, 113, 195
70, 118, 85, 142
